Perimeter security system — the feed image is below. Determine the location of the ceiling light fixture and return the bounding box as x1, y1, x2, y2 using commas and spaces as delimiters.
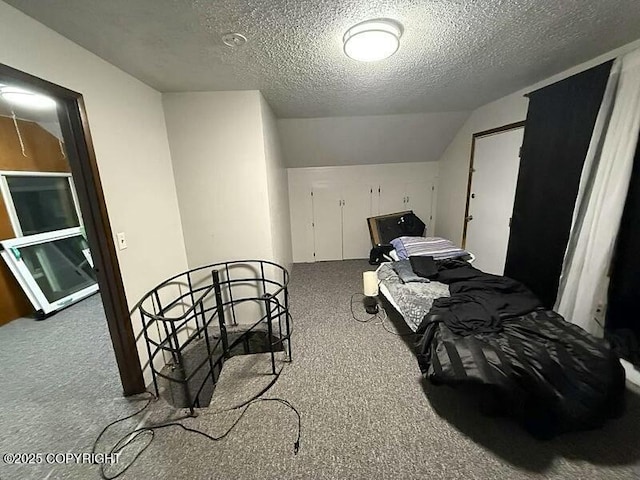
343, 19, 403, 62
0, 87, 57, 110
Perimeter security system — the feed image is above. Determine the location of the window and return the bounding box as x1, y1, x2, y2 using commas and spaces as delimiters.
0, 228, 98, 314
0, 172, 93, 314
1, 173, 81, 236
19, 234, 96, 303
0, 173, 81, 237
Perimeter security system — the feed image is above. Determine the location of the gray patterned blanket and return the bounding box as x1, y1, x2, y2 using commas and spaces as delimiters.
377, 263, 450, 331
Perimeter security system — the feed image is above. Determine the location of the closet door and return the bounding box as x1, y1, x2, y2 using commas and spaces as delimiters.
465, 127, 524, 275
312, 186, 342, 261
405, 182, 434, 233
377, 182, 406, 216
342, 186, 373, 259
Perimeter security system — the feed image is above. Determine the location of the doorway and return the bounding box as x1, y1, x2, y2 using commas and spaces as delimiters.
0, 63, 144, 395
462, 122, 525, 275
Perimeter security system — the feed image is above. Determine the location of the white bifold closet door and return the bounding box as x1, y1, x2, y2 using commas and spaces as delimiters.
405, 182, 435, 233
312, 186, 343, 261
342, 185, 374, 259
377, 182, 406, 215
312, 184, 373, 261
465, 127, 524, 275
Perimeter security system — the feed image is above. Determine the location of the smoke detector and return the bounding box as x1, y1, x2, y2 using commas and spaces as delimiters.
222, 33, 247, 47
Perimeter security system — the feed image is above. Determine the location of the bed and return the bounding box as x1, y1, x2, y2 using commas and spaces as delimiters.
366, 211, 475, 264
377, 258, 626, 437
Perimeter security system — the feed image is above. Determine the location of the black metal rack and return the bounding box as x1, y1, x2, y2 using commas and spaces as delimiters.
135, 260, 291, 414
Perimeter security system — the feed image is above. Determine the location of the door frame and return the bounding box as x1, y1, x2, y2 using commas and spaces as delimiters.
462, 121, 526, 248
0, 63, 145, 395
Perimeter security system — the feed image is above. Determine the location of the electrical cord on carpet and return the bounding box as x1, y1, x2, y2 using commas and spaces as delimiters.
92, 366, 301, 480
350, 292, 384, 323
350, 292, 414, 337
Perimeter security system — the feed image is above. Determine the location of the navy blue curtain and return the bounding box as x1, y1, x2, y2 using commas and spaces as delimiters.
504, 60, 613, 308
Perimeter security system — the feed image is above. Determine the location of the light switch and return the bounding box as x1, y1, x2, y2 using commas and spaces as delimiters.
116, 232, 127, 250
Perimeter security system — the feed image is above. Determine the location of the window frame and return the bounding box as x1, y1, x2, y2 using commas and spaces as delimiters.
0, 170, 84, 237
0, 227, 99, 314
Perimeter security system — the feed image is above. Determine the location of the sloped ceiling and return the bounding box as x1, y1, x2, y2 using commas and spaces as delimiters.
4, 0, 640, 118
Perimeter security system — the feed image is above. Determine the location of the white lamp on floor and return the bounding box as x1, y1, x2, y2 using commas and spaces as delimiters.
363, 271, 379, 314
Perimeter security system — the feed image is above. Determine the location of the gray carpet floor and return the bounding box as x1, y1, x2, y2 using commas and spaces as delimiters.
2, 261, 640, 479
0, 293, 146, 480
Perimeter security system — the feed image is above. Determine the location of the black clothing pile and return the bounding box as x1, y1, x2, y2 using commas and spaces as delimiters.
368, 243, 394, 265
409, 255, 438, 279
422, 259, 541, 336
413, 259, 625, 438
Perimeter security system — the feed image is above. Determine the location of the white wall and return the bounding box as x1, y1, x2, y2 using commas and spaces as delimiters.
0, 1, 188, 383
278, 112, 469, 168
164, 91, 293, 326
259, 94, 293, 272
435, 38, 640, 245
163, 91, 274, 268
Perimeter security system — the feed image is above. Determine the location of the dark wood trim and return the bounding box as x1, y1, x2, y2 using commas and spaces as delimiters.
461, 121, 526, 249
0, 63, 145, 395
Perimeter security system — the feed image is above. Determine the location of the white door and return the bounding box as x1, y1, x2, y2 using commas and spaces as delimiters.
312, 186, 343, 261
377, 182, 407, 216
465, 127, 524, 275
342, 185, 373, 259
406, 182, 434, 233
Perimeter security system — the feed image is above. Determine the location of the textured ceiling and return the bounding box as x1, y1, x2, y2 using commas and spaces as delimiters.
5, 0, 640, 118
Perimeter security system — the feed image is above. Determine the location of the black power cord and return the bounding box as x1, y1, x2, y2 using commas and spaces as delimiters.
92, 367, 301, 479
350, 291, 414, 337
350, 293, 384, 323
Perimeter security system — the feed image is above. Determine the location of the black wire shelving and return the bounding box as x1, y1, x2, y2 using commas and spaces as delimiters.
134, 260, 291, 414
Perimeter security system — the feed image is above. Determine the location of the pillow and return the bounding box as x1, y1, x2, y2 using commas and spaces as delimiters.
390, 237, 408, 259
391, 236, 469, 261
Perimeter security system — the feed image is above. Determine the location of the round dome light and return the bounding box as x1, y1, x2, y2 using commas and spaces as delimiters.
343, 19, 403, 62
0, 87, 57, 110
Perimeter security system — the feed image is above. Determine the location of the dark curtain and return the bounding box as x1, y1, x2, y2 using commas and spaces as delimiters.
606, 136, 640, 365
504, 60, 613, 308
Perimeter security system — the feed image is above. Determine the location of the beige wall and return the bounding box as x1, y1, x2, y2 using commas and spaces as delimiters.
435, 38, 640, 245
163, 91, 293, 326
0, 1, 189, 381
260, 94, 293, 271
163, 90, 275, 267
278, 112, 469, 168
